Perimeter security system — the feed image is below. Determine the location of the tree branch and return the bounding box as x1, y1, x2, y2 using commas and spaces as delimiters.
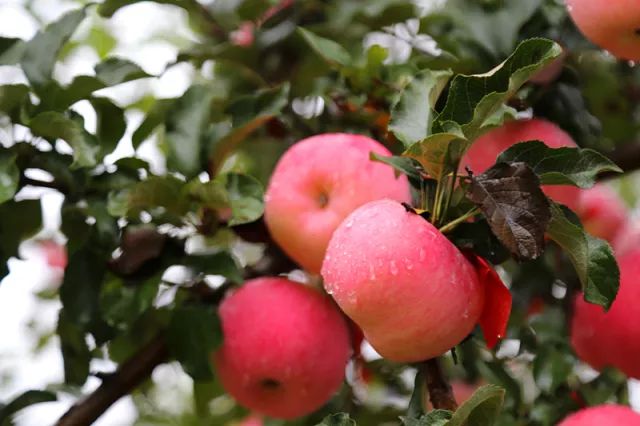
55, 334, 169, 426
423, 358, 457, 411
601, 141, 640, 178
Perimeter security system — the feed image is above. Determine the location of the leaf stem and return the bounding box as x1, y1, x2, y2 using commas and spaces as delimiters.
424, 358, 457, 411
438, 208, 479, 234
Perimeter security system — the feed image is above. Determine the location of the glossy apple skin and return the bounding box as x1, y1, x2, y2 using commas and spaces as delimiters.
460, 118, 581, 211
264, 133, 411, 274
570, 248, 640, 379
566, 0, 640, 61
213, 277, 351, 419
558, 404, 640, 426
577, 185, 627, 243
321, 199, 484, 362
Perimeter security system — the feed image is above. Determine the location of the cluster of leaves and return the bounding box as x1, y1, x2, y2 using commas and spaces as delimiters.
0, 0, 639, 425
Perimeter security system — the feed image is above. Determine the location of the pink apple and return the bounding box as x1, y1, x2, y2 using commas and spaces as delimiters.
213, 277, 351, 419
264, 133, 411, 274
558, 404, 640, 425
613, 222, 640, 257
570, 248, 640, 379
566, 0, 640, 61
321, 199, 484, 362
40, 240, 67, 269
576, 184, 627, 243
460, 118, 581, 211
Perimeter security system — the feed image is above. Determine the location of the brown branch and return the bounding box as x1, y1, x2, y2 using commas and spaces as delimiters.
601, 141, 640, 179
423, 358, 457, 411
55, 334, 169, 426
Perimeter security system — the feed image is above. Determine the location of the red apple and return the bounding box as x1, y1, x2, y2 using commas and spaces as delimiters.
321, 199, 484, 362
40, 240, 67, 269
576, 184, 627, 243
613, 222, 640, 257
566, 0, 640, 61
264, 133, 411, 274
558, 404, 640, 425
460, 118, 581, 211
570, 248, 640, 379
213, 277, 351, 419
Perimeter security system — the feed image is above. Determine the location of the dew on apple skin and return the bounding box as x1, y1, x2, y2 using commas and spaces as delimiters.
344, 219, 353, 228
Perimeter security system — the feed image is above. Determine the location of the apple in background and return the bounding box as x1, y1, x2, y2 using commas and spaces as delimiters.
321, 199, 484, 362
39, 240, 67, 269
570, 248, 640, 379
566, 0, 640, 61
461, 118, 581, 211
576, 184, 627, 243
529, 48, 567, 85
558, 404, 640, 425
237, 415, 263, 426
614, 221, 640, 256
213, 277, 351, 419
264, 133, 411, 274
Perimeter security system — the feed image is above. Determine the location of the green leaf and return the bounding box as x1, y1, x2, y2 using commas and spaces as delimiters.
94, 57, 151, 87
0, 84, 30, 120
224, 173, 264, 226
404, 131, 468, 180
166, 305, 222, 380
437, 38, 562, 140
184, 252, 242, 284
0, 200, 42, 259
127, 175, 190, 219
57, 309, 91, 386
496, 141, 622, 188
0, 37, 26, 65
402, 410, 453, 426
165, 85, 215, 178
0, 151, 18, 204
0, 390, 57, 426
533, 347, 573, 394
60, 248, 107, 327
30, 111, 99, 169
210, 84, 289, 174
389, 69, 452, 149
90, 97, 127, 158
101, 275, 160, 330
370, 152, 422, 182
297, 28, 352, 67
546, 203, 619, 309
315, 413, 357, 426
448, 384, 505, 426
21, 8, 86, 90
132, 98, 175, 149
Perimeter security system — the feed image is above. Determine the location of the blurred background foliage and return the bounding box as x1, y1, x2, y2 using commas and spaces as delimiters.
1, 0, 640, 425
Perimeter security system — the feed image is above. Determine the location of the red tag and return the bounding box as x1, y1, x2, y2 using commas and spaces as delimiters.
464, 252, 512, 349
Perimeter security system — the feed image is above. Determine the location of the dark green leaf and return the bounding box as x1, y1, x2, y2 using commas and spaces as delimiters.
224, 173, 264, 226
57, 309, 91, 386
60, 247, 106, 326
21, 8, 86, 89
127, 175, 190, 218
101, 275, 160, 330
297, 28, 352, 67
90, 97, 127, 158
370, 152, 422, 183
0, 37, 26, 65
437, 38, 562, 140
403, 131, 469, 180
0, 84, 30, 119
546, 203, 619, 309
449, 220, 510, 265
533, 347, 573, 394
315, 413, 357, 426
466, 162, 551, 260
30, 111, 99, 168
496, 141, 622, 188
0, 200, 42, 259
0, 390, 57, 425
166, 305, 222, 380
389, 69, 452, 149
132, 98, 175, 148
402, 410, 453, 426
94, 57, 151, 87
448, 384, 505, 426
184, 252, 242, 283
165, 85, 215, 178
211, 84, 289, 174
0, 151, 18, 204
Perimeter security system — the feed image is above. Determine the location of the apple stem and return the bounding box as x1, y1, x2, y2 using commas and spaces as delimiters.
438, 208, 480, 234
424, 358, 458, 411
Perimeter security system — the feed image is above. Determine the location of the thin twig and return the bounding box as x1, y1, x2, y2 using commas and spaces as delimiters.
423, 358, 457, 411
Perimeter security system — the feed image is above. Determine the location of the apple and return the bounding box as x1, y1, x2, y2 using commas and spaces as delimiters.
576, 184, 627, 243
40, 239, 67, 269
321, 199, 484, 362
566, 0, 640, 61
529, 48, 567, 85
460, 118, 581, 211
613, 222, 640, 256
213, 277, 351, 419
264, 133, 411, 274
558, 404, 640, 425
570, 248, 640, 379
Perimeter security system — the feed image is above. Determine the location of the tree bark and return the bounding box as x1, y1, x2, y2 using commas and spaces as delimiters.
55, 334, 169, 426
423, 358, 458, 411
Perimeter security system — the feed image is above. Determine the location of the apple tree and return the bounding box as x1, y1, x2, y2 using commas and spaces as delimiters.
1, 0, 639, 425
